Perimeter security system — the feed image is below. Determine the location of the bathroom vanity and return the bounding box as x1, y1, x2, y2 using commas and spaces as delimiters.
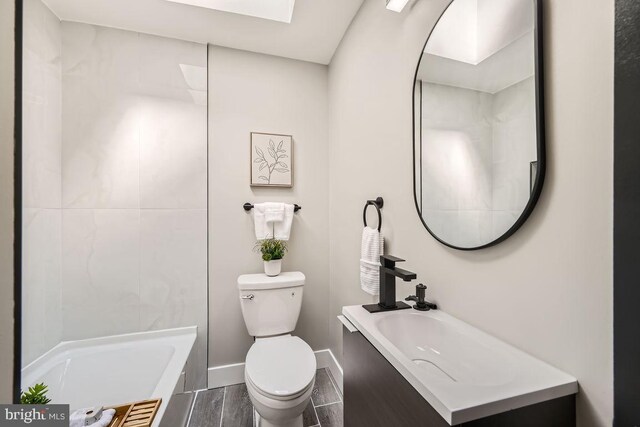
340, 306, 578, 426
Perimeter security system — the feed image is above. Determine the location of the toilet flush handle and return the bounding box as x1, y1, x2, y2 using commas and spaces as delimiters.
241, 294, 255, 300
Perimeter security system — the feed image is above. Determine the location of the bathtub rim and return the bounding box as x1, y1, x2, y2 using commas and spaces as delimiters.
21, 326, 197, 427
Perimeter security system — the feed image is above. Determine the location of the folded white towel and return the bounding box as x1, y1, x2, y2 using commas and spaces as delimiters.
273, 204, 294, 241
70, 408, 115, 427
360, 227, 384, 295
253, 203, 273, 240
264, 202, 285, 224
91, 409, 115, 427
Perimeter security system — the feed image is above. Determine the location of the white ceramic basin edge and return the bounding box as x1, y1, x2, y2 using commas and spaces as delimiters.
22, 326, 197, 427
342, 305, 578, 425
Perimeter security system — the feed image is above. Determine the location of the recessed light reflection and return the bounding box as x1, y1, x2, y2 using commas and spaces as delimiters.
386, 0, 410, 13
179, 64, 207, 106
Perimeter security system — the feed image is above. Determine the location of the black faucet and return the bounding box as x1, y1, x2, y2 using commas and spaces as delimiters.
405, 284, 437, 311
362, 255, 416, 313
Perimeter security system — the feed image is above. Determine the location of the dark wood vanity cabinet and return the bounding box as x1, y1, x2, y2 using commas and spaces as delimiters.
343, 327, 575, 427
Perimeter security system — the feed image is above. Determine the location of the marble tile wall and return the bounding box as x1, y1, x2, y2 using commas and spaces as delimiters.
421, 82, 494, 248
20, 16, 210, 387
420, 78, 536, 247
59, 22, 208, 390
22, 0, 62, 366
491, 76, 537, 237
61, 209, 141, 339
21, 5, 207, 391
22, 12, 209, 384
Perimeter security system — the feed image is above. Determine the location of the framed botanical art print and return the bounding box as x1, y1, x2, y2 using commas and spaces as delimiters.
250, 132, 293, 187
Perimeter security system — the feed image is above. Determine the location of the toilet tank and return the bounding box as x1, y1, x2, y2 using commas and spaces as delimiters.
237, 272, 305, 337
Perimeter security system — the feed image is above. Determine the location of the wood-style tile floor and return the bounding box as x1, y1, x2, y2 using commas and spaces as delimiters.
181, 369, 343, 427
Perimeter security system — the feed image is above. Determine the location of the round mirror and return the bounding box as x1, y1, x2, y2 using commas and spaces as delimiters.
413, 0, 544, 250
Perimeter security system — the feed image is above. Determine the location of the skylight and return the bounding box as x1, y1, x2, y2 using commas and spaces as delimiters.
425, 0, 532, 65
164, 0, 296, 23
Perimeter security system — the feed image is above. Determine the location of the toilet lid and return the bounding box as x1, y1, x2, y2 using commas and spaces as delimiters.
246, 336, 316, 398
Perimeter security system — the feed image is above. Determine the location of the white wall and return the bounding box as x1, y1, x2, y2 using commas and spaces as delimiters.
328, 0, 613, 426
208, 46, 330, 368
21, 0, 62, 366
0, 0, 15, 404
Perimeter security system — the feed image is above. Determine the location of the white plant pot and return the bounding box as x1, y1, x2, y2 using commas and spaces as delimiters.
264, 259, 282, 277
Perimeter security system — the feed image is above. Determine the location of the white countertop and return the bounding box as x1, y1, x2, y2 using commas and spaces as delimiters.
342, 305, 578, 425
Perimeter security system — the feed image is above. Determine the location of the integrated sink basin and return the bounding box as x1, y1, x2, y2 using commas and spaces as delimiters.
342, 305, 578, 425
376, 311, 517, 387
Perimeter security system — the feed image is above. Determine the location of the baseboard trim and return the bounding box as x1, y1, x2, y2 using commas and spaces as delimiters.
207, 362, 245, 389
315, 348, 343, 394
208, 349, 343, 393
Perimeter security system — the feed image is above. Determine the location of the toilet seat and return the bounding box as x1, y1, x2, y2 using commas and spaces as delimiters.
246, 374, 314, 403
245, 335, 316, 400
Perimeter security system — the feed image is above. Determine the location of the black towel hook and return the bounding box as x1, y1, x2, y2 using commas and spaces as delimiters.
363, 197, 384, 232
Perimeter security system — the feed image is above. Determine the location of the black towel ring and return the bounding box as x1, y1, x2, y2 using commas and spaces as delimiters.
363, 197, 384, 232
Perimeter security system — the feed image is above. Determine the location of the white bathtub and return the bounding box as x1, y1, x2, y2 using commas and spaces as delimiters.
21, 326, 197, 427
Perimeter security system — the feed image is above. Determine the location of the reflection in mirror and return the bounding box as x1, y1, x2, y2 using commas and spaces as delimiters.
413, 0, 544, 250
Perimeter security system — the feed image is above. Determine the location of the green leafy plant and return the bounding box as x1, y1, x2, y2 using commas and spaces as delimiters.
20, 383, 51, 404
254, 238, 288, 262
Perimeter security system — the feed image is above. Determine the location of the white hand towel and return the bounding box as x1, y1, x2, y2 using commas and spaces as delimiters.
264, 202, 285, 224
273, 204, 294, 241
360, 259, 380, 295
360, 227, 384, 295
253, 203, 272, 240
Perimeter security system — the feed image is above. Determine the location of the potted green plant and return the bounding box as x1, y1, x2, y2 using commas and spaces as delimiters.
255, 238, 288, 276
20, 383, 51, 404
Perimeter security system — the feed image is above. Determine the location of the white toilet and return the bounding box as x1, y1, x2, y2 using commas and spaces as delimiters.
238, 272, 316, 427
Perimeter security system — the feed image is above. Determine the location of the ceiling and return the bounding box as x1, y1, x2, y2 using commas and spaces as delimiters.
419, 31, 534, 94
164, 0, 296, 24
43, 0, 364, 64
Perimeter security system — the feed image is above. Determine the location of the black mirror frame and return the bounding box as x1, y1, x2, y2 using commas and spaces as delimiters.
411, 0, 546, 251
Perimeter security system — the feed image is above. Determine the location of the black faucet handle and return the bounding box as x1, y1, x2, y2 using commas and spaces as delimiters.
380, 255, 405, 267
409, 284, 438, 312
